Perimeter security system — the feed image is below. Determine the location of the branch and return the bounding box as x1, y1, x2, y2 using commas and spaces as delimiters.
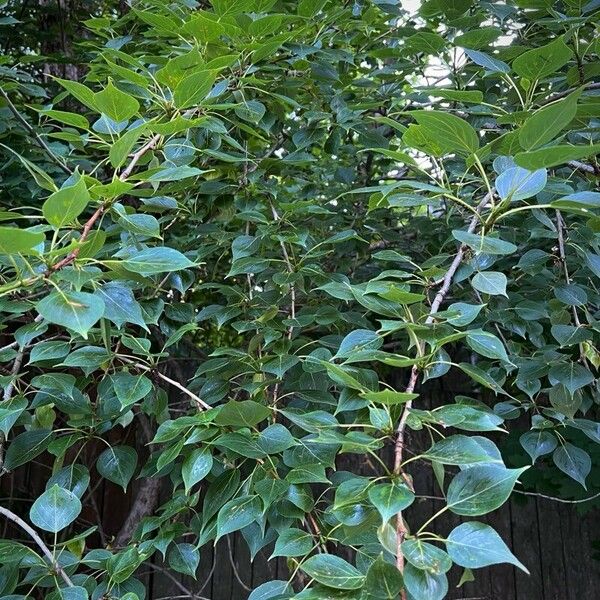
514, 489, 600, 504
568, 160, 596, 175
0, 86, 72, 175
119, 357, 211, 410
0, 506, 75, 587
47, 132, 162, 275
539, 81, 600, 105
392, 192, 491, 579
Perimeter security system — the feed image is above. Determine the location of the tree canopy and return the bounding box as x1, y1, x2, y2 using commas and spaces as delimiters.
0, 0, 599, 599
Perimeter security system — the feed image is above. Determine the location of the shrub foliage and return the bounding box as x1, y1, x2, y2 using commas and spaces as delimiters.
0, 0, 599, 599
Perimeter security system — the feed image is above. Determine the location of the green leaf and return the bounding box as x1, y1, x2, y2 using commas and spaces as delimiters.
42, 174, 90, 228
174, 70, 217, 109
553, 443, 590, 489
96, 445, 137, 491
94, 282, 147, 330
109, 125, 147, 169
446, 522, 529, 572
422, 435, 503, 466
520, 431, 557, 462
107, 547, 143, 584
29, 340, 70, 363
360, 390, 418, 405
300, 555, 365, 590
248, 581, 291, 600
167, 543, 200, 578
548, 362, 594, 395
4, 429, 52, 470
519, 89, 580, 150
452, 231, 517, 255
410, 111, 479, 155
446, 303, 483, 327
215, 400, 271, 427
56, 78, 97, 111
335, 329, 381, 358
364, 555, 403, 598
51, 586, 89, 600
495, 167, 547, 202
270, 528, 313, 558
30, 485, 81, 533
37, 292, 105, 339
514, 144, 600, 169
368, 482, 415, 522
466, 330, 511, 363
94, 80, 139, 121
182, 447, 213, 493
550, 325, 591, 347
549, 384, 581, 419
402, 540, 452, 575
46, 464, 90, 499
403, 563, 448, 600
0, 227, 44, 255
464, 48, 509, 73
216, 495, 262, 539
145, 166, 207, 182
512, 36, 573, 80
454, 27, 501, 49
121, 247, 194, 275
111, 372, 153, 408
447, 465, 527, 516
471, 271, 508, 297
40, 108, 89, 130
0, 397, 28, 437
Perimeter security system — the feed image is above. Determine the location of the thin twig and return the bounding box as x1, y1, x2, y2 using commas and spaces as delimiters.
514, 489, 600, 504
119, 357, 210, 410
538, 81, 600, 105
0, 86, 72, 175
0, 506, 75, 587
120, 134, 161, 179
270, 203, 296, 336
226, 535, 251, 592
143, 561, 203, 598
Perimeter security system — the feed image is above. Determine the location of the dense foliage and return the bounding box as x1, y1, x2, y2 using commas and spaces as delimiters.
0, 0, 599, 598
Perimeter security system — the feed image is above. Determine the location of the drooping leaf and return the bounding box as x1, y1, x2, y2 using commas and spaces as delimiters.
447, 465, 527, 516
42, 174, 90, 229
121, 247, 195, 275
30, 485, 82, 533
471, 271, 508, 297
167, 543, 200, 578
368, 482, 415, 522
495, 167, 547, 202
300, 555, 365, 590
216, 495, 262, 540
552, 443, 591, 489
446, 522, 529, 572
37, 292, 105, 339
520, 431, 557, 463
364, 555, 404, 598
182, 447, 213, 493
96, 445, 137, 491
